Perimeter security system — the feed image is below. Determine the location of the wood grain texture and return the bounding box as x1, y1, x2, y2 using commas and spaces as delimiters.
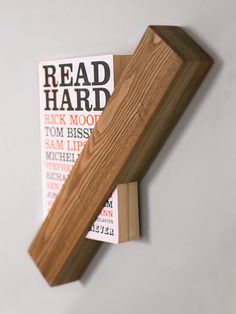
117, 181, 140, 243
113, 55, 132, 85
29, 26, 213, 286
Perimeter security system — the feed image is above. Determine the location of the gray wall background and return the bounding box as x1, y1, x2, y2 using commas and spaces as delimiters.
0, 0, 235, 313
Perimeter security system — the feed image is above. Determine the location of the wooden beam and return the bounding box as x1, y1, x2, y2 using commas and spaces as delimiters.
29, 25, 213, 286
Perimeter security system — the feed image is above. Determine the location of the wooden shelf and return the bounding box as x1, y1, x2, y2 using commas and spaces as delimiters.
29, 25, 213, 286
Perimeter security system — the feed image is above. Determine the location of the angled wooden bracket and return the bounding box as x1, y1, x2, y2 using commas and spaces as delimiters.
29, 25, 213, 286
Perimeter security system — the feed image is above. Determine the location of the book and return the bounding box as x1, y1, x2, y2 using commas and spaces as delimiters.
38, 54, 140, 243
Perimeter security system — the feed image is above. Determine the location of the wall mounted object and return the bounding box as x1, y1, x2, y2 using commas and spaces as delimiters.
29, 25, 213, 286
39, 55, 139, 244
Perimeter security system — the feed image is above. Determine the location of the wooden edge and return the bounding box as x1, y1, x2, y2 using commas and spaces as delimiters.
117, 182, 140, 243
128, 182, 140, 241
150, 25, 213, 63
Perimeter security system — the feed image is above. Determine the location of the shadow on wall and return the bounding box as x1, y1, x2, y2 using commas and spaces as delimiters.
79, 26, 222, 286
